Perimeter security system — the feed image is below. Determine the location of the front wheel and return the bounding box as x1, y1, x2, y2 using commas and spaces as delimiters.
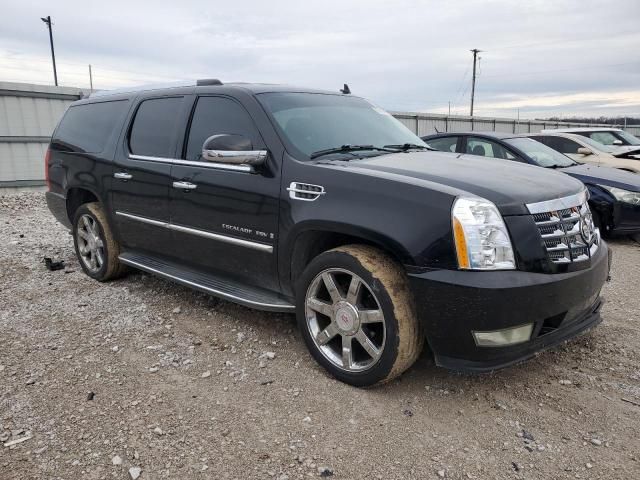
296, 245, 423, 387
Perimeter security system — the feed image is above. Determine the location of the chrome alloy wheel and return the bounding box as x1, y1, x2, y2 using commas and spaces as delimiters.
305, 268, 386, 372
76, 214, 105, 272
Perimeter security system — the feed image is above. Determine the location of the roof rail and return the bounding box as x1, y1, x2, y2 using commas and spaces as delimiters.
196, 78, 223, 86
89, 78, 223, 98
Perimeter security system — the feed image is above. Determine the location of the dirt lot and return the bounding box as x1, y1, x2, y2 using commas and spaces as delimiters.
1, 192, 639, 480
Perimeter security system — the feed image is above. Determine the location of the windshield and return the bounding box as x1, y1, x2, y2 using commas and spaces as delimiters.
573, 134, 617, 153
505, 137, 576, 167
257, 92, 426, 158
617, 130, 640, 146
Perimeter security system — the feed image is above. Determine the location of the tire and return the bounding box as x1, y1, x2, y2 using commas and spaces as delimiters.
296, 244, 423, 387
72, 202, 126, 281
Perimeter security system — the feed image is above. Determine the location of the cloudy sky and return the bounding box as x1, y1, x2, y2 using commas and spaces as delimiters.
1, 0, 639, 119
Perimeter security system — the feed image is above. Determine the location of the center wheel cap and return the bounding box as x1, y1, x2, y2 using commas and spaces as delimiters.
334, 302, 360, 335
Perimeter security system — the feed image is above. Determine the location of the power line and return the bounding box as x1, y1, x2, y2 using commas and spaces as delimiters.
481, 60, 640, 79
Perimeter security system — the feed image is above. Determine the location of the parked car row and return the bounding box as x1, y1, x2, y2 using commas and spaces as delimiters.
423, 131, 640, 237
45, 81, 611, 386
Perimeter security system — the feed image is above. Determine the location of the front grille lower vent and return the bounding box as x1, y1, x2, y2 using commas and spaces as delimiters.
287, 182, 326, 201
528, 193, 599, 265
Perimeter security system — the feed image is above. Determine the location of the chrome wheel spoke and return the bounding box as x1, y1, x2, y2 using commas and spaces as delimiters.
317, 323, 339, 346
359, 309, 384, 324
355, 330, 381, 360
95, 248, 105, 267
78, 229, 90, 241
306, 297, 333, 317
95, 238, 104, 249
82, 216, 92, 231
341, 335, 353, 369
305, 268, 386, 373
346, 276, 361, 305
322, 272, 342, 303
89, 252, 97, 270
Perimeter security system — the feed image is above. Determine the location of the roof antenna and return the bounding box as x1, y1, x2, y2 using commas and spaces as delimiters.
340, 83, 351, 94
434, 126, 441, 133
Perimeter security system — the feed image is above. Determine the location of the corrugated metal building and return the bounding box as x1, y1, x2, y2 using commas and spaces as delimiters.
1, 81, 639, 187
0, 81, 82, 186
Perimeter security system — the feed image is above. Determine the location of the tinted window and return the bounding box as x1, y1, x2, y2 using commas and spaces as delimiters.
129, 97, 183, 158
466, 137, 516, 160
53, 100, 127, 153
186, 96, 262, 161
425, 136, 459, 152
540, 136, 580, 154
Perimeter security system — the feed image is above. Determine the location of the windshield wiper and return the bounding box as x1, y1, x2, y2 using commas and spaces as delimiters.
310, 145, 396, 159
384, 143, 434, 151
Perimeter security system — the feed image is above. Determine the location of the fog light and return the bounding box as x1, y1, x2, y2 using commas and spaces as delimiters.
473, 323, 534, 347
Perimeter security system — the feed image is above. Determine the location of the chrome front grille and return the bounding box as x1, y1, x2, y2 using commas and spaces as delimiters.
527, 190, 599, 264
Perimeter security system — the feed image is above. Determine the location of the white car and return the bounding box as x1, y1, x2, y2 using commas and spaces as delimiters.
527, 132, 640, 173
542, 127, 640, 158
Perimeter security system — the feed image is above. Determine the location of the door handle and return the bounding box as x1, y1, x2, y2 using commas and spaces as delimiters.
172, 181, 197, 190
114, 172, 132, 180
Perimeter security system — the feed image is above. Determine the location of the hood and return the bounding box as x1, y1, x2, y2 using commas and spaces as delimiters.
560, 163, 640, 192
320, 151, 585, 215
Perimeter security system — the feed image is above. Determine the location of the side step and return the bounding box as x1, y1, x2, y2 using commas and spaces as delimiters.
119, 251, 295, 312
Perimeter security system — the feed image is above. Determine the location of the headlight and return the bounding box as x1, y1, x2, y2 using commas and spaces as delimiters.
452, 197, 516, 270
598, 185, 640, 205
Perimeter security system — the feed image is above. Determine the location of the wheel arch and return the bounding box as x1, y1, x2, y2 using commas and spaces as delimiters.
281, 221, 414, 297
65, 187, 102, 224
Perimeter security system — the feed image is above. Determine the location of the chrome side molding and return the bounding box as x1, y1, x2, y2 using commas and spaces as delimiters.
115, 211, 273, 253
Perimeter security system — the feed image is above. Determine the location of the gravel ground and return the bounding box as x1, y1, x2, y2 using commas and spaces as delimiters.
1, 192, 639, 480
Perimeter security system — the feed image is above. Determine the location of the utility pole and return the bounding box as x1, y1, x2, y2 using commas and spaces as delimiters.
448, 101, 451, 116
470, 48, 481, 117
89, 64, 93, 91
41, 16, 58, 86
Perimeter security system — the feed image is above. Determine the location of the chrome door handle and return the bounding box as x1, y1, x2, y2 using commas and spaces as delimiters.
114, 172, 132, 180
172, 181, 197, 190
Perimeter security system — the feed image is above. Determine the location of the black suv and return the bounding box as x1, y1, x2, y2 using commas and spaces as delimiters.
45, 80, 610, 386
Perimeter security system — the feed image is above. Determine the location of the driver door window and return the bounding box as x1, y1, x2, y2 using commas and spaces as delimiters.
466, 137, 516, 160
185, 96, 264, 161
588, 132, 618, 145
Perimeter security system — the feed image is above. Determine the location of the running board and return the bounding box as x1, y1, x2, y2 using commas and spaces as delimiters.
118, 251, 295, 312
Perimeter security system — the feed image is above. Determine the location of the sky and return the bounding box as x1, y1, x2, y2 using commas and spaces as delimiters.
1, 0, 639, 119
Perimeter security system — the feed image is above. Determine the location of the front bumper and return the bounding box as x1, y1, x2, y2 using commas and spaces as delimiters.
408, 240, 610, 373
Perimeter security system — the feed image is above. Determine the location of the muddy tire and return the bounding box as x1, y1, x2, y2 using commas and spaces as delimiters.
72, 202, 127, 282
296, 244, 423, 387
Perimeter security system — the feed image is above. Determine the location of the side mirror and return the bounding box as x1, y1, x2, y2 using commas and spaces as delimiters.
612, 140, 623, 146
202, 134, 267, 167
577, 147, 593, 156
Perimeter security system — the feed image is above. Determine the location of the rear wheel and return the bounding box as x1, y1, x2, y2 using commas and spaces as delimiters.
296, 245, 423, 387
73, 202, 126, 281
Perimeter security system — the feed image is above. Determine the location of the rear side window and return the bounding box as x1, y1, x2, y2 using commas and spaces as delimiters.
53, 100, 127, 153
425, 136, 459, 152
129, 97, 184, 158
185, 96, 262, 161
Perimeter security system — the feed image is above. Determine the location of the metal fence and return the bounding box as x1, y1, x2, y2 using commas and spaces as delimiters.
1, 81, 639, 187
391, 111, 640, 137
0, 81, 83, 187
